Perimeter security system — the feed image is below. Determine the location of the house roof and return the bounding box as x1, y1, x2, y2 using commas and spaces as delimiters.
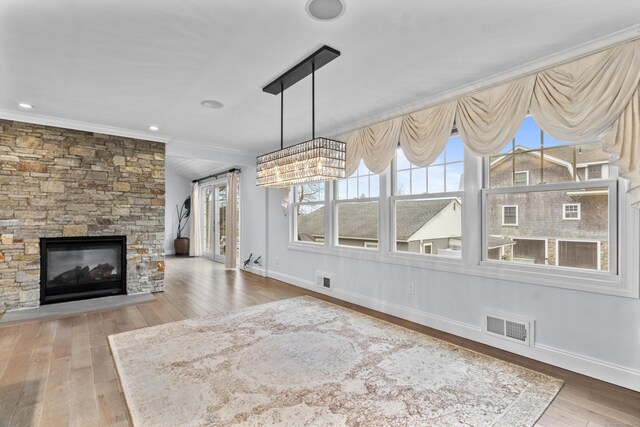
491, 143, 609, 171
298, 198, 457, 241
488, 236, 515, 248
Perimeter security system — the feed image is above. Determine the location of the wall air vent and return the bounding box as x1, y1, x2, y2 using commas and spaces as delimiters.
482, 309, 534, 346
316, 271, 332, 289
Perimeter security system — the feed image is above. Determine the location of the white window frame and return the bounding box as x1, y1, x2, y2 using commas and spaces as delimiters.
563, 203, 581, 220
422, 242, 433, 254
481, 179, 619, 281
291, 185, 327, 246
333, 163, 382, 252
514, 170, 529, 186
390, 139, 464, 258
287, 140, 639, 298
502, 205, 519, 226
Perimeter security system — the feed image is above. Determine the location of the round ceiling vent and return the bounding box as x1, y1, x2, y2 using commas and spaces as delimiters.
200, 100, 224, 109
306, 0, 345, 21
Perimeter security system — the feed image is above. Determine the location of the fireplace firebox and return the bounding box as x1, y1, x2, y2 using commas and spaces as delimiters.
40, 236, 126, 304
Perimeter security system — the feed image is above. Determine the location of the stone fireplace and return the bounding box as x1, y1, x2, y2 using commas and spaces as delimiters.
0, 119, 165, 312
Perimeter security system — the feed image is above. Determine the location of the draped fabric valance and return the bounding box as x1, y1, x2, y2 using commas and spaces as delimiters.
343, 39, 640, 207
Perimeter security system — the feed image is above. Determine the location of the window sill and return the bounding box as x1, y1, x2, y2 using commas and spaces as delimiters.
287, 241, 636, 298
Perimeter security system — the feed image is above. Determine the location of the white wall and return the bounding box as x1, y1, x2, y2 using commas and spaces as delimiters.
164, 167, 192, 255
239, 166, 267, 274
262, 186, 640, 391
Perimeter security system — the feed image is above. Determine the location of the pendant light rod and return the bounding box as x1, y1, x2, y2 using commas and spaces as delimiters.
280, 82, 284, 150
312, 61, 315, 140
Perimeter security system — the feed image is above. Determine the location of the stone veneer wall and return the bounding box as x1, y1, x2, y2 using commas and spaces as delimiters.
0, 119, 165, 312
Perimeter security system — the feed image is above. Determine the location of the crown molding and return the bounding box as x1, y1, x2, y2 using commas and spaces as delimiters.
167, 137, 259, 157
327, 25, 640, 139
0, 109, 173, 144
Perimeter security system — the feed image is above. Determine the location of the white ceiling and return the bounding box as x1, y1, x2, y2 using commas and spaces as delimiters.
165, 155, 233, 181
1, 1, 640, 156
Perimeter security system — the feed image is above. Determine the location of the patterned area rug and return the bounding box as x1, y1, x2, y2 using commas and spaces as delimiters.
108, 296, 563, 426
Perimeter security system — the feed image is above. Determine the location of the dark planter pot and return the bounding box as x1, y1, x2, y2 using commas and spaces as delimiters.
174, 237, 190, 256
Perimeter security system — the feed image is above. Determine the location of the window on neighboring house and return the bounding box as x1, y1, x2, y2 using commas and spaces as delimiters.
514, 171, 529, 186
563, 203, 581, 220
292, 183, 326, 244
502, 205, 518, 226
557, 240, 601, 270
484, 116, 615, 273
335, 160, 380, 249
587, 164, 603, 180
392, 136, 464, 257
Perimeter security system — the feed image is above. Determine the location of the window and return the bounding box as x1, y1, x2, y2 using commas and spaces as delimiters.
293, 184, 326, 244
587, 164, 603, 180
395, 137, 463, 195
514, 171, 529, 186
484, 117, 615, 273
563, 203, 581, 220
392, 136, 463, 257
557, 240, 601, 270
287, 114, 637, 297
335, 161, 380, 249
513, 238, 546, 264
337, 160, 379, 199
502, 206, 518, 226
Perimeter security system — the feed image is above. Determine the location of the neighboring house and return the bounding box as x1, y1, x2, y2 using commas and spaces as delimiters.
487, 142, 609, 270
298, 199, 462, 255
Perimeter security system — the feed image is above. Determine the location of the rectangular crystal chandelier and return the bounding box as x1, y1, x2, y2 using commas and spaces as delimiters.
257, 45, 345, 188
256, 137, 345, 188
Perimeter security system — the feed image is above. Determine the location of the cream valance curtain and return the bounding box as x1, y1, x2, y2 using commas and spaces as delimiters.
225, 170, 239, 269
343, 39, 640, 208
189, 182, 202, 257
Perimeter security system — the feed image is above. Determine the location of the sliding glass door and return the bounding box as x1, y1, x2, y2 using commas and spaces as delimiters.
201, 182, 227, 263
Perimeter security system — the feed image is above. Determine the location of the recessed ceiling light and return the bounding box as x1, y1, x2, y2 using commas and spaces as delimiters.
18, 103, 33, 109
200, 100, 224, 109
306, 0, 345, 21
149, 125, 159, 131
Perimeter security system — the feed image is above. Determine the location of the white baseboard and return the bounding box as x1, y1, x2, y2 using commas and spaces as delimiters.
242, 266, 266, 277
267, 270, 640, 392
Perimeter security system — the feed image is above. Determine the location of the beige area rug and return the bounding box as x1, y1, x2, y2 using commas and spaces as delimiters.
108, 296, 563, 427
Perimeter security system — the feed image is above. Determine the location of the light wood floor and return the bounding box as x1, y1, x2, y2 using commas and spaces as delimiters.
0, 256, 638, 427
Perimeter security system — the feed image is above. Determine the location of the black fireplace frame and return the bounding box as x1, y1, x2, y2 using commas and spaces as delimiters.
40, 235, 127, 304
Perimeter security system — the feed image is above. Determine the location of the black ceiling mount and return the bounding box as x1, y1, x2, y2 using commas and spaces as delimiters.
262, 45, 340, 95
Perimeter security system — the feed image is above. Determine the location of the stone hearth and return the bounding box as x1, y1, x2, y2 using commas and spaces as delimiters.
0, 119, 165, 311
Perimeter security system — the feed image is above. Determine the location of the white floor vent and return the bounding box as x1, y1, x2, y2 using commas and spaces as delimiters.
482, 309, 534, 346
316, 272, 333, 289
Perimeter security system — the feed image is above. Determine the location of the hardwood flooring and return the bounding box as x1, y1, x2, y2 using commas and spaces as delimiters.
0, 256, 638, 426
